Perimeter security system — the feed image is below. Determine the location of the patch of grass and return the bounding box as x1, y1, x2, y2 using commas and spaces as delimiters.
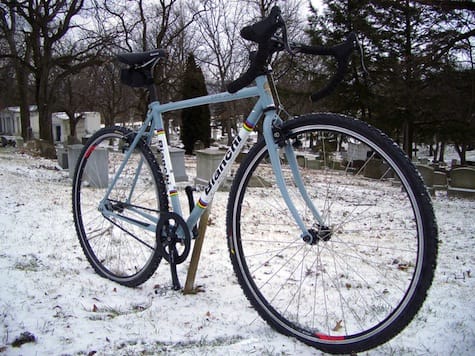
87, 300, 152, 321
13, 254, 43, 272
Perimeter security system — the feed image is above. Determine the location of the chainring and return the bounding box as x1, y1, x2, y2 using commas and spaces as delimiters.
156, 212, 191, 264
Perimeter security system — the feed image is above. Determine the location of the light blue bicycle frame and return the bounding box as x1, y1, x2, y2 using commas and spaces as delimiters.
101, 74, 324, 240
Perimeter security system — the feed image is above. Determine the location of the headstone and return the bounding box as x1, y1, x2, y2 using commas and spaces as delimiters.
448, 167, 475, 199
67, 144, 84, 178
415, 164, 434, 187
195, 148, 226, 186
67, 144, 108, 188
415, 164, 434, 195
56, 147, 69, 169
450, 167, 475, 189
169, 147, 188, 182
307, 159, 324, 170
363, 159, 383, 179
433, 171, 447, 190
84, 147, 109, 188
296, 155, 306, 168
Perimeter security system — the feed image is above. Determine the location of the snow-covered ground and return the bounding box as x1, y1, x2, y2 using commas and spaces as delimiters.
0, 147, 474, 355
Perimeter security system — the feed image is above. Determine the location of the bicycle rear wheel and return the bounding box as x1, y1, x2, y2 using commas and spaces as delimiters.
72, 126, 167, 287
227, 113, 437, 354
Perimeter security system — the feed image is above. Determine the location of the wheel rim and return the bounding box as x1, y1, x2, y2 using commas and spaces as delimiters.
74, 131, 161, 282
230, 122, 428, 346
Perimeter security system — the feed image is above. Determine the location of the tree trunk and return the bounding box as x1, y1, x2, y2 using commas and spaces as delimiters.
19, 101, 31, 141
37, 65, 53, 144
38, 105, 53, 143
432, 141, 438, 162
455, 144, 467, 165
66, 111, 79, 139
438, 141, 445, 162
402, 0, 415, 160
15, 66, 31, 141
402, 117, 414, 159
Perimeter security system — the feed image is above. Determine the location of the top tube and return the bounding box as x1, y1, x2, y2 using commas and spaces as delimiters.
152, 85, 261, 114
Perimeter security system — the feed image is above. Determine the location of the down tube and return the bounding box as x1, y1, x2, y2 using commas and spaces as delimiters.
186, 101, 263, 230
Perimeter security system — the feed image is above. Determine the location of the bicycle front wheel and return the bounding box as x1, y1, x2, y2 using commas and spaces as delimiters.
72, 126, 167, 287
227, 113, 437, 354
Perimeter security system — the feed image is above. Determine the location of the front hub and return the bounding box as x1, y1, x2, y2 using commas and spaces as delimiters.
303, 225, 332, 245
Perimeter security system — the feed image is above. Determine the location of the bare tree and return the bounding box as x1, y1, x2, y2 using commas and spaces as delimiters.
193, 0, 307, 144
1, 0, 106, 151
0, 4, 32, 140
195, 0, 247, 89
192, 0, 251, 144
243, 0, 278, 17
95, 0, 206, 130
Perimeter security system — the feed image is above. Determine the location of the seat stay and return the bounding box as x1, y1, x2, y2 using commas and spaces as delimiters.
101, 111, 154, 205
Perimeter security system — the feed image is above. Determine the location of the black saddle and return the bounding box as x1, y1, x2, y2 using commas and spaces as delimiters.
117, 49, 167, 88
116, 49, 167, 67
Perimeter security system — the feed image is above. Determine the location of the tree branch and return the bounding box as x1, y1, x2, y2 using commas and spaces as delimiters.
412, 0, 475, 11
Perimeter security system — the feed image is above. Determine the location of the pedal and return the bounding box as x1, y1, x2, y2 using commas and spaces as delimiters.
185, 186, 199, 238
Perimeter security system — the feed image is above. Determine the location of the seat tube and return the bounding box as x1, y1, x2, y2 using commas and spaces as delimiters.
151, 102, 183, 217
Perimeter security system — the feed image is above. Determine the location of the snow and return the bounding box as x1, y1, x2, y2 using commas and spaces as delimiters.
0, 148, 474, 355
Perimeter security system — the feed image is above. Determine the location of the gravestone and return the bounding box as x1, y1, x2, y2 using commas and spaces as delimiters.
169, 147, 188, 182
296, 155, 306, 168
195, 148, 226, 186
307, 159, 324, 170
67, 144, 84, 178
415, 164, 434, 195
363, 159, 384, 179
68, 144, 108, 188
448, 167, 475, 199
433, 171, 447, 190
84, 148, 109, 188
57, 147, 68, 169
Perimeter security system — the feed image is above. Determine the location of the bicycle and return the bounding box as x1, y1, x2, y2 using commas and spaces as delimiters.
72, 6, 438, 354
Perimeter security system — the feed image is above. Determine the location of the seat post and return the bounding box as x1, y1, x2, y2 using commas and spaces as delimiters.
148, 83, 158, 103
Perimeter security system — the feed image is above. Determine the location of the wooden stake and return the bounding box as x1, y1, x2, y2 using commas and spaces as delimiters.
183, 202, 212, 294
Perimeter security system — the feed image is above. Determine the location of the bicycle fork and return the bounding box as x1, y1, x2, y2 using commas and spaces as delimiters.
262, 112, 327, 244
